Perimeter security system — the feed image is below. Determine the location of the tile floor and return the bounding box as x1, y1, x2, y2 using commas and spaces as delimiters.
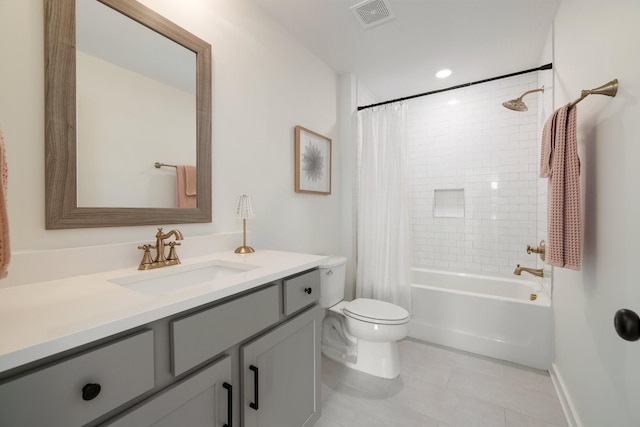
317, 339, 567, 427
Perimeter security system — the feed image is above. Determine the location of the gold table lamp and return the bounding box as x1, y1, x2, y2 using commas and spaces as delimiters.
234, 195, 255, 254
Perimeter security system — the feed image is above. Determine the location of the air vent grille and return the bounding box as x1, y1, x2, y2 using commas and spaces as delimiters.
350, 0, 396, 29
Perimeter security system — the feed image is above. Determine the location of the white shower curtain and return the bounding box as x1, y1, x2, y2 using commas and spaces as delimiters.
356, 103, 412, 312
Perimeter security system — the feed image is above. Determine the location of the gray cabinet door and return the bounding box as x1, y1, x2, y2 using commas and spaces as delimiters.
103, 355, 233, 427
242, 305, 322, 427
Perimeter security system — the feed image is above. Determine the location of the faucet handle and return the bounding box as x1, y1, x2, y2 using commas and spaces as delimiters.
166, 241, 181, 262
137, 244, 154, 270
526, 240, 546, 261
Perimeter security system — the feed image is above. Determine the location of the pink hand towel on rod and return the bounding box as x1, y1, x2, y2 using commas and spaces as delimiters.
540, 104, 581, 270
176, 165, 197, 208
0, 127, 10, 279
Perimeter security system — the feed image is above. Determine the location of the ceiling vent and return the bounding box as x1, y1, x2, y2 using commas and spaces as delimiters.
350, 0, 396, 29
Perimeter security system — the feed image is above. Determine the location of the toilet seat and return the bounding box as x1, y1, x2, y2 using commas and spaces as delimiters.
343, 298, 410, 325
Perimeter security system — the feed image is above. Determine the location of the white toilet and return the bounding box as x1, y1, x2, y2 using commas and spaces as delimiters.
319, 256, 410, 379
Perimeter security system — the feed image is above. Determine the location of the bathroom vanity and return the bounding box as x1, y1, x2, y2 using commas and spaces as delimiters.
0, 250, 325, 427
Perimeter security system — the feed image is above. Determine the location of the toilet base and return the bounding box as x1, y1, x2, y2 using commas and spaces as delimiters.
323, 338, 402, 379
321, 302, 405, 379
352, 339, 401, 379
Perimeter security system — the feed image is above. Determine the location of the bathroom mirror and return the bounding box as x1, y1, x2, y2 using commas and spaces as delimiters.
44, 0, 212, 228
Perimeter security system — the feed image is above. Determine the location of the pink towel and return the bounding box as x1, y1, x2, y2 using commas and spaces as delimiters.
540, 104, 581, 270
0, 127, 9, 279
176, 165, 197, 208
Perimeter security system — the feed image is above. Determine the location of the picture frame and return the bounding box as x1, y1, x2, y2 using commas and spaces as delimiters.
295, 126, 332, 195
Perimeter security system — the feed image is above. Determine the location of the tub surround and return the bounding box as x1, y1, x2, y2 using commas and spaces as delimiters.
0, 249, 327, 373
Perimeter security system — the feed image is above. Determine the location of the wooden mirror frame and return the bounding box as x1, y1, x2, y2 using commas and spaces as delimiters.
44, 0, 211, 229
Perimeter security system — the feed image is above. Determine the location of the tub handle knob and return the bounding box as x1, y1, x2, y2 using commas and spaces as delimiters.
526, 240, 546, 261
326, 270, 334, 276
614, 309, 640, 341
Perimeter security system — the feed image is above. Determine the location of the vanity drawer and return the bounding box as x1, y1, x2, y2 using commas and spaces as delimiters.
283, 269, 320, 316
0, 329, 154, 427
171, 284, 280, 376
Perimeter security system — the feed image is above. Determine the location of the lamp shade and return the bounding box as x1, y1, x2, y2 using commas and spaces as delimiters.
235, 195, 254, 219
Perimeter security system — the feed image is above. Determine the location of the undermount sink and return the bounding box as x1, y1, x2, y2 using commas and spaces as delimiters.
109, 260, 260, 295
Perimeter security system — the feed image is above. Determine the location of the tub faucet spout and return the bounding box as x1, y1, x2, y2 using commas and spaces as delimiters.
513, 264, 544, 278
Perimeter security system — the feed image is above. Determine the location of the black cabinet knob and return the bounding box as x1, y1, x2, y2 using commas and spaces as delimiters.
304, 287, 312, 295
614, 309, 640, 341
82, 383, 102, 401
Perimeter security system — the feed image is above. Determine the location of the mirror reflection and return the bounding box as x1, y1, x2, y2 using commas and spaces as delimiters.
76, 0, 197, 208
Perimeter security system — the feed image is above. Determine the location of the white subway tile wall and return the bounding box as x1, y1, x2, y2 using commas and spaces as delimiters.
407, 72, 544, 276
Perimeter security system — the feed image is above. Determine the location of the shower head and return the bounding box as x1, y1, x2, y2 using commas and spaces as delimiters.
502, 86, 544, 112
502, 98, 528, 111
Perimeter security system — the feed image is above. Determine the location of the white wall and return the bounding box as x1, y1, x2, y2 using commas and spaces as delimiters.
337, 74, 357, 300
0, 0, 340, 276
552, 0, 640, 425
337, 75, 379, 301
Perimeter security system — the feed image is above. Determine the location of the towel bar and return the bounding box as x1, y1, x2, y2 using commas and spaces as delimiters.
154, 162, 177, 169
569, 79, 618, 108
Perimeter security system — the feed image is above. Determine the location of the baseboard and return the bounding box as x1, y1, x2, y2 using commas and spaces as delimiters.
549, 363, 582, 427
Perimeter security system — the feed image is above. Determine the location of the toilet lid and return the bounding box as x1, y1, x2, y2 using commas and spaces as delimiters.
343, 298, 410, 325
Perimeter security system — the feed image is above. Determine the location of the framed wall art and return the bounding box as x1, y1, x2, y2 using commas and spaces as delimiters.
295, 126, 332, 195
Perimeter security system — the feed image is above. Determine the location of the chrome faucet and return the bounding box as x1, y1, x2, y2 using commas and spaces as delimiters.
138, 227, 184, 270
513, 264, 544, 278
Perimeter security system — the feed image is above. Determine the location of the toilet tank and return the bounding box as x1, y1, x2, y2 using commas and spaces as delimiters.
319, 256, 347, 308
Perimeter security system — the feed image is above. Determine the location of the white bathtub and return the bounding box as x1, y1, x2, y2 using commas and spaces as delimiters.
409, 268, 552, 370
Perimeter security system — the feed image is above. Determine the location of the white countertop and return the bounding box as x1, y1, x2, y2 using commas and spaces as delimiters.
0, 250, 327, 374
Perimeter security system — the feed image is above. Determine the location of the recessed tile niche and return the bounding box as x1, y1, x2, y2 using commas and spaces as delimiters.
433, 189, 465, 218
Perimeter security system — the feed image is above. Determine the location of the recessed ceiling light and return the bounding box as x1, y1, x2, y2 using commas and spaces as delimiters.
436, 69, 452, 79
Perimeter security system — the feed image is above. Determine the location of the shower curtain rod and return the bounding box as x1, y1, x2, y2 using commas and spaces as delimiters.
357, 63, 553, 111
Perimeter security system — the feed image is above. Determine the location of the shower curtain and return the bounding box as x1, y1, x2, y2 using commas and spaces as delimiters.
356, 103, 411, 312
